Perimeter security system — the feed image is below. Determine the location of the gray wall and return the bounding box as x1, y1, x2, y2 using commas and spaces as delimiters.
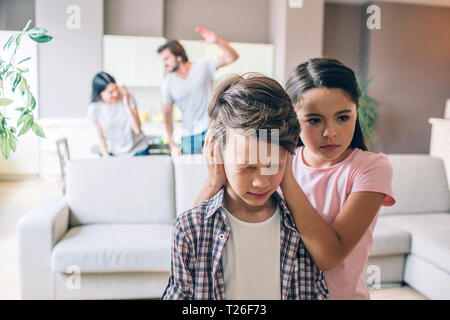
0, 0, 34, 30
284, 0, 324, 84
323, 2, 450, 154
368, 2, 450, 154
269, 0, 324, 84
323, 3, 365, 79
104, 0, 163, 36
35, 0, 103, 118
164, 0, 270, 43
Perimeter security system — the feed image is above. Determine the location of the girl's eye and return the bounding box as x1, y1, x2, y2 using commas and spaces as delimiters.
307, 118, 320, 125
338, 115, 350, 122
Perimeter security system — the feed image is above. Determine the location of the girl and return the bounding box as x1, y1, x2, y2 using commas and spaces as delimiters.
197, 58, 395, 299
87, 72, 150, 157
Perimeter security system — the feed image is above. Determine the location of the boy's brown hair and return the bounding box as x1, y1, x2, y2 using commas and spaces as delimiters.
208, 73, 300, 154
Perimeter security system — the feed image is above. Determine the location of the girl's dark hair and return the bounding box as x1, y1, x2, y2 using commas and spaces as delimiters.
157, 40, 189, 63
285, 57, 368, 151
91, 72, 116, 102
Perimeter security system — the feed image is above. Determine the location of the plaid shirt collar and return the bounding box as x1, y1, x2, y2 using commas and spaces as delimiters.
203, 186, 298, 233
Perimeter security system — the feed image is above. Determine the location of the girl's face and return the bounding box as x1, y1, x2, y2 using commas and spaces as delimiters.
100, 83, 120, 105
297, 88, 357, 168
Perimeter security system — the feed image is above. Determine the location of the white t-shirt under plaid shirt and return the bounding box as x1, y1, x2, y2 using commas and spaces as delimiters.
222, 206, 281, 299
162, 187, 329, 300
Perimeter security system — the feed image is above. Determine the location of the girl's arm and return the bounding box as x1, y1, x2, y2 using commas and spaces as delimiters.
93, 123, 110, 157
280, 153, 385, 271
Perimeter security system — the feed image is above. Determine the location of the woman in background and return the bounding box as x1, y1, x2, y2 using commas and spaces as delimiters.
87, 72, 150, 157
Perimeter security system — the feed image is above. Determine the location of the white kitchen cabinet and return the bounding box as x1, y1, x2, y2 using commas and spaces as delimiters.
179, 40, 274, 78
103, 35, 166, 87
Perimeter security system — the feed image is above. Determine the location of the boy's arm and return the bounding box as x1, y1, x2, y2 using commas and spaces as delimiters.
194, 121, 226, 206
162, 220, 195, 300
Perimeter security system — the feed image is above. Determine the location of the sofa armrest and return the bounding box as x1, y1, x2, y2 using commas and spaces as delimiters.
17, 196, 70, 299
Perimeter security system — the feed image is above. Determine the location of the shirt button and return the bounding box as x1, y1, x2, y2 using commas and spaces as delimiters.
219, 234, 225, 240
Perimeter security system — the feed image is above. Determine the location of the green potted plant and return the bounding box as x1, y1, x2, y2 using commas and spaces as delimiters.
358, 78, 379, 150
0, 20, 52, 159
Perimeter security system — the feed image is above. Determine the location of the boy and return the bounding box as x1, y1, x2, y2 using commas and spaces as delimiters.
162, 74, 328, 300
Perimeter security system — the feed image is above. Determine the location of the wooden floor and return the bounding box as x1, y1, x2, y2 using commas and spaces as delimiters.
0, 177, 427, 300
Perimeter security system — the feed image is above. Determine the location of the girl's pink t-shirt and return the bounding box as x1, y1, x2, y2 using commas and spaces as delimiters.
292, 146, 395, 300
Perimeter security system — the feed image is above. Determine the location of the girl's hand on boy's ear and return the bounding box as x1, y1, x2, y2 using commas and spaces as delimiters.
203, 121, 227, 190
281, 152, 295, 190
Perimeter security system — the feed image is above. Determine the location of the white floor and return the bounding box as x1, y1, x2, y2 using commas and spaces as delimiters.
0, 177, 427, 300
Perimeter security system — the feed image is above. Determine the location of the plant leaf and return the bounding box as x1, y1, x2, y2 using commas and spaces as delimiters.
22, 20, 32, 32
18, 114, 33, 136
27, 93, 36, 109
11, 73, 21, 93
3, 33, 16, 50
17, 113, 31, 127
28, 30, 53, 43
31, 122, 45, 138
17, 57, 31, 65
6, 129, 16, 152
15, 34, 22, 46
0, 134, 11, 159
20, 77, 27, 95
0, 98, 13, 106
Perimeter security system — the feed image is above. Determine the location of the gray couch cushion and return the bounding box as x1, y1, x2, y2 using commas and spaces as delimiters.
381, 213, 450, 272
51, 224, 172, 273
173, 155, 209, 216
370, 221, 410, 256
380, 155, 450, 216
66, 156, 175, 225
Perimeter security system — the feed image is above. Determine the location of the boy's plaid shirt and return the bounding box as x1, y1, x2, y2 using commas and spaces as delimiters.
162, 187, 329, 300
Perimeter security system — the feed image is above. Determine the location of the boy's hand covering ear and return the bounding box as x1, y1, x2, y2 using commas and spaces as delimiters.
203, 121, 227, 189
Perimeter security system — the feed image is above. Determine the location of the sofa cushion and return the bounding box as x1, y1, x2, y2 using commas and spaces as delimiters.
51, 224, 172, 273
173, 155, 209, 216
66, 156, 175, 225
379, 155, 450, 216
380, 213, 450, 272
370, 221, 410, 257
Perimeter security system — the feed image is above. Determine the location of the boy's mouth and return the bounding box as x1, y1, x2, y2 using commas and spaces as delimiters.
248, 191, 271, 199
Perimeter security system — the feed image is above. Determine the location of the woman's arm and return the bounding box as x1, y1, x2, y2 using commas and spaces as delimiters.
280, 153, 385, 271
121, 86, 142, 135
93, 123, 110, 157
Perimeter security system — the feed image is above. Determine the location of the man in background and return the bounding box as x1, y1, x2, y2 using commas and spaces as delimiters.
157, 27, 239, 156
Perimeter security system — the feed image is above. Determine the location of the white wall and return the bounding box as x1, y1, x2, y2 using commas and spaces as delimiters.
0, 31, 39, 176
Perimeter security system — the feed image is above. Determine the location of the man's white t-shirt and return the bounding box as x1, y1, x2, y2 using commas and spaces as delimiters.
87, 99, 149, 156
222, 206, 281, 300
160, 58, 218, 137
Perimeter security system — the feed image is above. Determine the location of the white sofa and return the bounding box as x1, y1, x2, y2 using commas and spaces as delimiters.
367, 155, 450, 299
17, 154, 450, 299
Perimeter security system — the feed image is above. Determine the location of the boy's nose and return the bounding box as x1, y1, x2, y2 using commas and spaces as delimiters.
252, 174, 271, 189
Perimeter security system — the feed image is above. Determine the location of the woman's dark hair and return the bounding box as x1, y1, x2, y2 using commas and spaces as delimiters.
157, 40, 189, 63
91, 72, 116, 102
285, 57, 368, 151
